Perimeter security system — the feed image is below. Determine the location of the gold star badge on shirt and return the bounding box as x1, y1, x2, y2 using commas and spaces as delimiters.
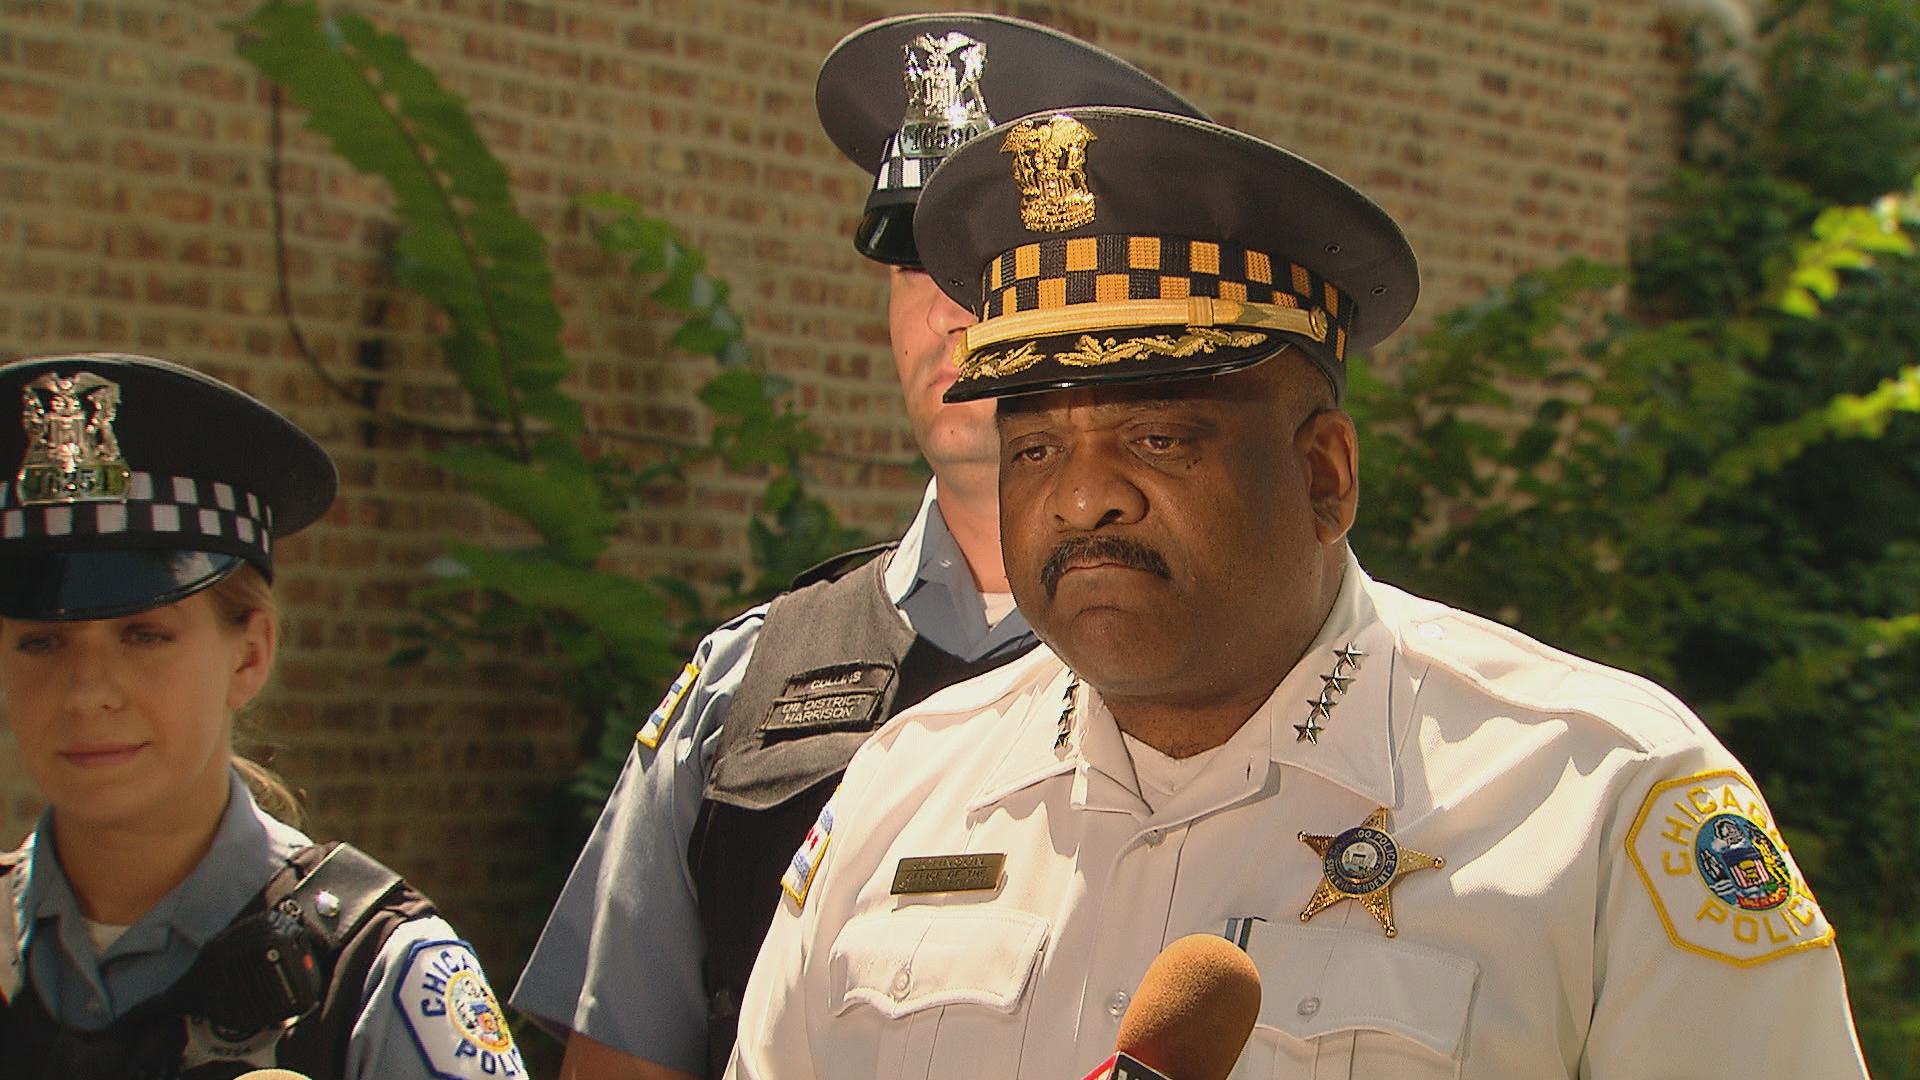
1297, 808, 1443, 937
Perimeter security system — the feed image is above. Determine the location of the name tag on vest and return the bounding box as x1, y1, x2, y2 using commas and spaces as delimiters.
763, 662, 895, 737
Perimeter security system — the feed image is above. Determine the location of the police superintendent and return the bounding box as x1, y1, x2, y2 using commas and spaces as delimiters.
725, 106, 1869, 1078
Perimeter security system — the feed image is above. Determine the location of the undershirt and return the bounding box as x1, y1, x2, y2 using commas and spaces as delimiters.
981, 590, 1016, 627
81, 916, 130, 955
1121, 733, 1231, 812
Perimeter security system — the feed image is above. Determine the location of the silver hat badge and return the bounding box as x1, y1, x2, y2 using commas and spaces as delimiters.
897, 31, 993, 159
18, 371, 131, 506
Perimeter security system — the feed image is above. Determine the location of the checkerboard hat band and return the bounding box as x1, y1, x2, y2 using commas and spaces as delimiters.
0, 471, 273, 557
873, 133, 937, 194
981, 235, 1357, 360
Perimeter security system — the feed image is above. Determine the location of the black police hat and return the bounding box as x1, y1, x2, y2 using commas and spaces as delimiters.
0, 353, 336, 621
816, 13, 1206, 267
917, 108, 1420, 403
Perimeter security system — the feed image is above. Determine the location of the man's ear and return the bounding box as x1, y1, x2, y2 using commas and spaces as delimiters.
226, 608, 278, 712
1294, 408, 1359, 544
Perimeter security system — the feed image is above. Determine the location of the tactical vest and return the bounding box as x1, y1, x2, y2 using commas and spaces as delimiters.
1, 841, 434, 1080
688, 544, 1037, 1075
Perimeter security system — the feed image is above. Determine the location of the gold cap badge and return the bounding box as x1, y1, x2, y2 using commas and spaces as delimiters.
18, 370, 131, 506
1002, 114, 1097, 233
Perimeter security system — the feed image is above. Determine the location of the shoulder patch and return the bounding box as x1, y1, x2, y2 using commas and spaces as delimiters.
1626, 769, 1833, 967
637, 660, 701, 750
394, 939, 526, 1078
781, 801, 836, 911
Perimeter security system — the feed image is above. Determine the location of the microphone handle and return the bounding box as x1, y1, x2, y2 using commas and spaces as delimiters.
1079, 1052, 1175, 1080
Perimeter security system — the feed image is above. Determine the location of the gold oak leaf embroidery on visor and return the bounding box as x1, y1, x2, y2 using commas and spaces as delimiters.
1056, 328, 1269, 367
960, 328, 1270, 382
961, 341, 1044, 381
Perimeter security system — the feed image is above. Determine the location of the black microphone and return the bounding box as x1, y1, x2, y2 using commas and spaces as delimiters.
1078, 933, 1263, 1080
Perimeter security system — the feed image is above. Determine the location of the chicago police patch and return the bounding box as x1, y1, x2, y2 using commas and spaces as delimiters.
1626, 769, 1833, 967
396, 939, 526, 1078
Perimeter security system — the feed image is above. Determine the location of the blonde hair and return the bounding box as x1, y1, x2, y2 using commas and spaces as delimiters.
205, 566, 307, 829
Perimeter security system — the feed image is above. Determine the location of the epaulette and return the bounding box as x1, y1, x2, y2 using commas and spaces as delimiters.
787, 541, 898, 592
274, 842, 406, 951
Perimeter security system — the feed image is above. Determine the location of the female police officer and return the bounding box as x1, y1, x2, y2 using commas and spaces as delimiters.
0, 353, 525, 1079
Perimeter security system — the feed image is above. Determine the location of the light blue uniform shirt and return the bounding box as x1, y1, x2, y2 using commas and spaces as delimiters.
511, 482, 1032, 1073
2, 771, 528, 1078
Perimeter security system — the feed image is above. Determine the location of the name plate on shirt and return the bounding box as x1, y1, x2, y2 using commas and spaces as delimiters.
764, 662, 895, 737
890, 852, 1008, 895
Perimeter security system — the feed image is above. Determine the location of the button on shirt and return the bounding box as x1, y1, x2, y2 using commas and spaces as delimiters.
728, 555, 1868, 1079
1, 771, 521, 1079
511, 480, 1035, 1072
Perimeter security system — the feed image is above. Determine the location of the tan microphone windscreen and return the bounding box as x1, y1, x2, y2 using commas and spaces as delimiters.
1116, 933, 1263, 1080
233, 1071, 313, 1080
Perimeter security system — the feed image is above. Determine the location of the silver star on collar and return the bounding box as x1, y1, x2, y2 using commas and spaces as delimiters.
1298, 643, 1364, 745
1055, 676, 1079, 750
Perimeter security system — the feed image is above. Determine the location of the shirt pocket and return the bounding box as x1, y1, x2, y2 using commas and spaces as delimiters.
827, 907, 1049, 1077
1231, 922, 1479, 1080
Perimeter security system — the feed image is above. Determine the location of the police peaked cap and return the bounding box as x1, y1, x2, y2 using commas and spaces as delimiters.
816, 13, 1206, 267
0, 353, 336, 620
918, 107, 1421, 403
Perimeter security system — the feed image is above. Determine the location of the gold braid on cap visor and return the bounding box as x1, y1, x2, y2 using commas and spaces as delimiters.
954, 235, 1354, 382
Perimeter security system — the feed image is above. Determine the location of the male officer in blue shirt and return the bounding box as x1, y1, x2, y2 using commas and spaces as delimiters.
510, 14, 1206, 1080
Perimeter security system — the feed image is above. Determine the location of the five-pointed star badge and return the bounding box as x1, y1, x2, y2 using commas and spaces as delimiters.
1297, 808, 1443, 937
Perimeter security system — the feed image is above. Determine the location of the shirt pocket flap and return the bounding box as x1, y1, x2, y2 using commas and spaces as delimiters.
1248, 923, 1479, 1059
829, 907, 1049, 1020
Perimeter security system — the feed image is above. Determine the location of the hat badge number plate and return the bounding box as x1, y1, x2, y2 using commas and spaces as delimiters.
900, 32, 992, 158
1003, 115, 1098, 233
18, 371, 131, 506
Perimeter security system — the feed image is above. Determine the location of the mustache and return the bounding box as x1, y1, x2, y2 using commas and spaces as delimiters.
1040, 535, 1172, 597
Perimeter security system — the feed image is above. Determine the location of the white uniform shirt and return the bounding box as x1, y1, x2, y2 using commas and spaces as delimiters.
729, 558, 1867, 1079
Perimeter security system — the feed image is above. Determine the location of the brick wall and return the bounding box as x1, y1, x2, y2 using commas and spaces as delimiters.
0, 0, 1684, 998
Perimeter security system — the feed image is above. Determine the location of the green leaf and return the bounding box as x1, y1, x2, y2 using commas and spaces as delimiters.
230, 1, 573, 443
575, 193, 753, 366
429, 445, 617, 564
445, 545, 674, 675
699, 368, 777, 417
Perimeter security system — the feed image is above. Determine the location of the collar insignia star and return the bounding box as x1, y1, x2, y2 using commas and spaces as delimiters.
1055, 675, 1079, 750
1296, 641, 1364, 744
1297, 808, 1443, 937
